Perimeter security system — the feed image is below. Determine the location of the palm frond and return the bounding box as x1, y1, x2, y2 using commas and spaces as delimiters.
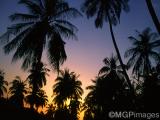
124, 47, 138, 58
150, 40, 160, 48
149, 51, 160, 63
0, 29, 12, 44
81, 0, 99, 18
9, 13, 38, 22
48, 34, 67, 71
128, 36, 138, 44
55, 6, 82, 19
18, 0, 42, 15
53, 23, 78, 40
8, 22, 34, 35
3, 26, 32, 54
21, 53, 36, 70
98, 67, 110, 76
95, 7, 104, 28
32, 0, 45, 10
126, 51, 139, 69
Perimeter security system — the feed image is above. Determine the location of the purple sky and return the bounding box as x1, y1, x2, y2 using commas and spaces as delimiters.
0, 0, 160, 104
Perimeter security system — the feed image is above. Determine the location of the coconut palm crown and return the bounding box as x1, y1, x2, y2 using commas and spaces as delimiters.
0, 0, 81, 71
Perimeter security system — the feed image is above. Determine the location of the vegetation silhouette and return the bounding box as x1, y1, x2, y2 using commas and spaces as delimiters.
98, 54, 126, 77
125, 27, 160, 78
82, 55, 133, 120
0, 0, 81, 72
52, 69, 83, 120
0, 0, 82, 119
0, 0, 160, 120
9, 76, 28, 108
81, 0, 135, 101
26, 61, 49, 110
26, 88, 48, 112
125, 27, 160, 112
0, 70, 8, 98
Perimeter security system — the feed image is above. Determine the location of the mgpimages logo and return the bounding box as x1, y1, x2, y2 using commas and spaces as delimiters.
108, 111, 159, 119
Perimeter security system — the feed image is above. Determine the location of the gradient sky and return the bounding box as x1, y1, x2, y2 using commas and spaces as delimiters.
0, 0, 160, 107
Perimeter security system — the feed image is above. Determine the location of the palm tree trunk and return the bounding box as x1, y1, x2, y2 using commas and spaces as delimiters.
37, 46, 43, 63
107, 15, 135, 99
145, 0, 160, 34
144, 55, 151, 77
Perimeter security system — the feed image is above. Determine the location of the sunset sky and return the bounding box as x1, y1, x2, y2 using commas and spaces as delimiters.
0, 0, 160, 106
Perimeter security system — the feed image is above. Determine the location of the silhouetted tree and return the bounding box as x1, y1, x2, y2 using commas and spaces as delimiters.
26, 88, 48, 111
27, 62, 49, 93
26, 61, 49, 110
83, 71, 132, 120
53, 69, 83, 108
132, 77, 144, 110
69, 99, 81, 120
83, 76, 108, 120
125, 28, 160, 111
81, 0, 135, 97
9, 76, 28, 108
0, 0, 81, 72
82, 79, 98, 120
99, 54, 125, 79
0, 70, 8, 98
35, 89, 48, 111
125, 27, 160, 78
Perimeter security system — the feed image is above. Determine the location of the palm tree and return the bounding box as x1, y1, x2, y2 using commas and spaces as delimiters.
52, 69, 83, 108
0, 70, 8, 98
26, 61, 49, 109
35, 89, 48, 111
83, 74, 132, 119
145, 0, 160, 34
125, 28, 160, 111
25, 90, 37, 110
69, 99, 81, 120
0, 0, 81, 71
81, 0, 134, 96
98, 54, 125, 78
124, 27, 160, 78
9, 76, 28, 108
27, 61, 50, 93
82, 81, 97, 120
26, 89, 48, 111
83, 76, 108, 120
